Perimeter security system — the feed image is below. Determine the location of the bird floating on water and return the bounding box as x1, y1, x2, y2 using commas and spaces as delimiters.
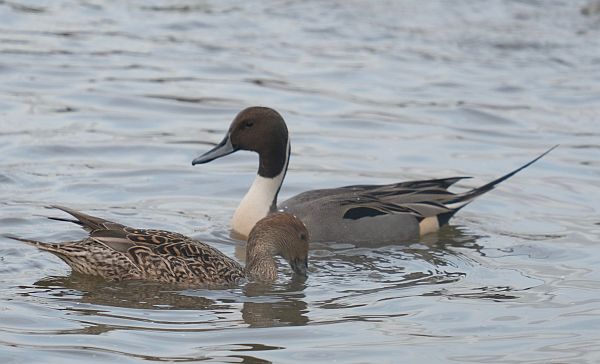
192, 106, 556, 244
7, 206, 309, 286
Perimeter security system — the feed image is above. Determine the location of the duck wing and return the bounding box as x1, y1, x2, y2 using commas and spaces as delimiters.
126, 240, 244, 285
286, 146, 556, 226
86, 218, 234, 265
344, 176, 472, 191
49, 205, 127, 232
281, 175, 470, 209
40, 207, 243, 284
337, 188, 454, 221
48, 206, 234, 265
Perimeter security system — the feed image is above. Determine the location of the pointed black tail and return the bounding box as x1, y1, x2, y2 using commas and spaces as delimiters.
445, 145, 557, 210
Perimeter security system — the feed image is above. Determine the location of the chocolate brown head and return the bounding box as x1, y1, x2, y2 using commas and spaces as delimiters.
192, 107, 289, 178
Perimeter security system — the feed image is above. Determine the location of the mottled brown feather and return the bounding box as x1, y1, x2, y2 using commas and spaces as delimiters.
8, 208, 309, 287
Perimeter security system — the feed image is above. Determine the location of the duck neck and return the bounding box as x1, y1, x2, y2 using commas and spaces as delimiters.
232, 139, 290, 238
245, 237, 279, 281
245, 255, 278, 281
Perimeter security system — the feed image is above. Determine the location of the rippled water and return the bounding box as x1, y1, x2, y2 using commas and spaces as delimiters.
1, 0, 600, 362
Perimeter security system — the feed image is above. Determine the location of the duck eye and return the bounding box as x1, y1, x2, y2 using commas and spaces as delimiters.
299, 232, 307, 241
244, 120, 254, 128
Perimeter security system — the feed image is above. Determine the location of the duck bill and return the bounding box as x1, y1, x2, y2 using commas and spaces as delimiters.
192, 134, 237, 165
291, 259, 308, 277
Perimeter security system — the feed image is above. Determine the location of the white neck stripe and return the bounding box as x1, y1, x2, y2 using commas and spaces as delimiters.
231, 139, 290, 237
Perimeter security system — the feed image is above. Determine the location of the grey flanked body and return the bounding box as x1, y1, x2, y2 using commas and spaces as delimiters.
8, 206, 309, 286
280, 197, 417, 243
192, 106, 556, 244
289, 205, 419, 244
279, 178, 470, 243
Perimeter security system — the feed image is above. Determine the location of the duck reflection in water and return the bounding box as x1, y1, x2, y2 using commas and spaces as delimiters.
22, 222, 516, 335
29, 273, 310, 329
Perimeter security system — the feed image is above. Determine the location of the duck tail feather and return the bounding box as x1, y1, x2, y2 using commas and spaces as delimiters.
47, 216, 83, 226
4, 234, 58, 252
445, 145, 557, 210
47, 205, 111, 232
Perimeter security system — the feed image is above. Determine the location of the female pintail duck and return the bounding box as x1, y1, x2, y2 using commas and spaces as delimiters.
7, 206, 309, 286
192, 106, 556, 244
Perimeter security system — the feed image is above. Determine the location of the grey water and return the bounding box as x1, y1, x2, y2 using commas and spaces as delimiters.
1, 1, 600, 363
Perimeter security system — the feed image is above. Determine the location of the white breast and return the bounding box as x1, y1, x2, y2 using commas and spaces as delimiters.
231, 140, 290, 238
232, 174, 283, 238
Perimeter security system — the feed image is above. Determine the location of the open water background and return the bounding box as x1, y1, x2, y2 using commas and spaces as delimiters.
1, 1, 599, 363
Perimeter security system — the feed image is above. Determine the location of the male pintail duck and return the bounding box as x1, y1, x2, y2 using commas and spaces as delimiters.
192, 106, 556, 244
7, 206, 309, 286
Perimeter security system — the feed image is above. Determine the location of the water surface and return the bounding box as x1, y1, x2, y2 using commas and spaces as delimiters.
1, 1, 600, 363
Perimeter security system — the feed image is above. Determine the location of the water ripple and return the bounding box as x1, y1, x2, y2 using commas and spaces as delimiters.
1, 0, 600, 362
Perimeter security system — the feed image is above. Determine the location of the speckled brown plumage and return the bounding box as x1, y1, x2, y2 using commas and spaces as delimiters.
8, 206, 309, 287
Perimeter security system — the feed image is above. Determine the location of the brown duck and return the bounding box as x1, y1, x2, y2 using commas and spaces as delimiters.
7, 206, 309, 286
